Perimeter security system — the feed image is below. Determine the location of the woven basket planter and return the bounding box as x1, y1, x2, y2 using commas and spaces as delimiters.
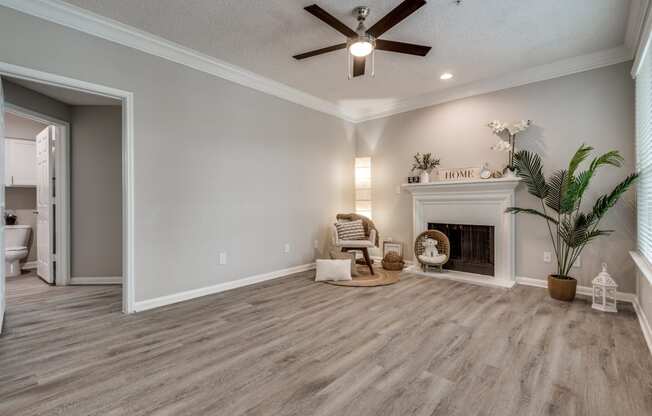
382, 252, 405, 271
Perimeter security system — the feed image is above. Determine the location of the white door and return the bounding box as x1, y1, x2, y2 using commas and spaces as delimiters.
36, 127, 53, 283
0, 77, 6, 333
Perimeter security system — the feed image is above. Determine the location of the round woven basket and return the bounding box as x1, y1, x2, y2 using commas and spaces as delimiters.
414, 230, 450, 269
382, 252, 405, 270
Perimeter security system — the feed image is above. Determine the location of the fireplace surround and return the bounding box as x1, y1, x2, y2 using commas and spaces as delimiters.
402, 177, 520, 288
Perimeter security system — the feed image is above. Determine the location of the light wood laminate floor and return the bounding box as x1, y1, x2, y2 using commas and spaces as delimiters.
1, 271, 652, 416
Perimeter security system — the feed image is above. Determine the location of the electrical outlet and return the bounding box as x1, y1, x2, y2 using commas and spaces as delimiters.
573, 256, 582, 268
396, 186, 402, 195
313, 240, 319, 249
284, 243, 291, 253
543, 252, 552, 263
219, 252, 227, 265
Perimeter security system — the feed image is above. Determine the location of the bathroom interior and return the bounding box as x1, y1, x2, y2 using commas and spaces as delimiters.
3, 76, 123, 293
4, 111, 51, 283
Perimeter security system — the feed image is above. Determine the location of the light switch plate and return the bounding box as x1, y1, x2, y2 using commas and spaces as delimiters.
219, 252, 227, 265
284, 243, 291, 253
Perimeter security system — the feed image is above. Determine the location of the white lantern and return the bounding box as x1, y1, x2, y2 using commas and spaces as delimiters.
592, 263, 618, 313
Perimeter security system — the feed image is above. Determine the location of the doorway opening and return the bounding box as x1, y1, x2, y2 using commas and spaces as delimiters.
0, 63, 134, 328
3, 109, 61, 285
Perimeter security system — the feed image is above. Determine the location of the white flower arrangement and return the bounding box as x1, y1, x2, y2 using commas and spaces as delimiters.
488, 120, 508, 135
491, 139, 512, 152
510, 119, 532, 135
488, 119, 532, 137
487, 119, 533, 171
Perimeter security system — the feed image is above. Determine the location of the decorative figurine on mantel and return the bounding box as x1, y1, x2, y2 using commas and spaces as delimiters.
411, 152, 440, 184
592, 263, 618, 313
488, 119, 532, 176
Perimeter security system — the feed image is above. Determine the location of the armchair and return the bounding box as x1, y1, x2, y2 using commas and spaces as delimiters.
332, 214, 378, 275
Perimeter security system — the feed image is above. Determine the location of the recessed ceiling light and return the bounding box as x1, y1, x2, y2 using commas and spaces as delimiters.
440, 72, 454, 80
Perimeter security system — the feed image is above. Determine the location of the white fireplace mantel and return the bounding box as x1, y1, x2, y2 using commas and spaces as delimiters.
402, 177, 521, 288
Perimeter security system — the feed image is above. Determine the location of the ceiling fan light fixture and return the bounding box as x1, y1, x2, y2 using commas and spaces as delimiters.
349, 35, 375, 57
294, 2, 431, 79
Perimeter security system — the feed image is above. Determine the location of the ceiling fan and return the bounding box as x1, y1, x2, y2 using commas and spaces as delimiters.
293, 0, 432, 78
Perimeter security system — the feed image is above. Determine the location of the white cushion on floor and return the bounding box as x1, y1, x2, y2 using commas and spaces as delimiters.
315, 259, 352, 282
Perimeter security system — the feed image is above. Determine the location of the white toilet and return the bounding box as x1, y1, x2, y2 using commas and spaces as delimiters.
5, 225, 31, 277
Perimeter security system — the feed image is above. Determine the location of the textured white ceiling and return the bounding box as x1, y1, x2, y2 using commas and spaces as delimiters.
63, 0, 631, 116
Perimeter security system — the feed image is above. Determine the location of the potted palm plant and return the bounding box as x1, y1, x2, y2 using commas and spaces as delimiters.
506, 144, 638, 301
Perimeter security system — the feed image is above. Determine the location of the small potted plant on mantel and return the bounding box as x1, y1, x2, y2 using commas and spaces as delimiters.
506, 144, 638, 301
411, 153, 440, 184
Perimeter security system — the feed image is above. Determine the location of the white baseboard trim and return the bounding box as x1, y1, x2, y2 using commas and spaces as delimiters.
516, 276, 636, 303
21, 261, 37, 270
405, 265, 516, 289
632, 297, 652, 356
69, 276, 122, 285
134, 263, 316, 312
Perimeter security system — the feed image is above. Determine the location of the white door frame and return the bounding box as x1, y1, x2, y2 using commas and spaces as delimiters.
0, 61, 135, 314
5, 103, 68, 286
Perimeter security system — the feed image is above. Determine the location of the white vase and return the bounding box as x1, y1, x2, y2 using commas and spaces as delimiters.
420, 170, 431, 183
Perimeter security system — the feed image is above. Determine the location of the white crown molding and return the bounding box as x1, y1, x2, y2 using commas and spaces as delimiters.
0, 0, 636, 124
632, 0, 652, 76
352, 46, 634, 122
134, 263, 315, 312
626, 0, 649, 53
0, 0, 354, 122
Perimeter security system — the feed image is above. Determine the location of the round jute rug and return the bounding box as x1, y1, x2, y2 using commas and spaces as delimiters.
324, 268, 401, 287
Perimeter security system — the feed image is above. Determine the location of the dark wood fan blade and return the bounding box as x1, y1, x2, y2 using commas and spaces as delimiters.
353, 56, 366, 77
375, 39, 431, 56
367, 0, 427, 38
293, 43, 347, 60
304, 4, 357, 38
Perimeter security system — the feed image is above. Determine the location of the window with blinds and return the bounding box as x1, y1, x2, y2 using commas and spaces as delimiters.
636, 46, 652, 263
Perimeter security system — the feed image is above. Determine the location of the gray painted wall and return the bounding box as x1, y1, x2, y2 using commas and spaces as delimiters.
0, 7, 355, 301
70, 106, 122, 277
356, 63, 637, 292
